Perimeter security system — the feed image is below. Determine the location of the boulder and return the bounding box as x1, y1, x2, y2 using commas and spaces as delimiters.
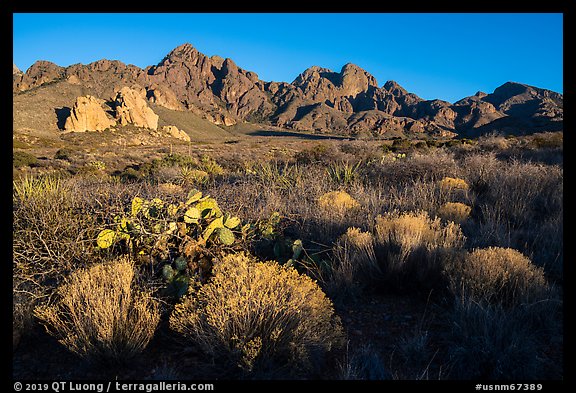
160, 125, 191, 142
114, 86, 159, 130
63, 95, 116, 132
147, 83, 184, 111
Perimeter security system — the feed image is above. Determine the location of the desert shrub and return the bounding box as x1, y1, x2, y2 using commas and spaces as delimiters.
54, 147, 76, 161
437, 202, 471, 224
13, 175, 100, 341
365, 149, 459, 185
462, 156, 563, 276
13, 151, 38, 168
252, 160, 303, 191
446, 247, 549, 307
414, 141, 428, 150
390, 138, 412, 152
328, 227, 379, 299
294, 143, 343, 164
77, 160, 107, 176
438, 176, 469, 192
529, 132, 563, 149
477, 133, 510, 151
318, 190, 360, 215
338, 344, 390, 380
160, 152, 198, 168
157, 182, 185, 195
169, 252, 343, 376
374, 210, 465, 291
179, 167, 209, 186
34, 258, 160, 364
199, 154, 224, 177
118, 166, 142, 182
447, 300, 558, 379
154, 165, 182, 184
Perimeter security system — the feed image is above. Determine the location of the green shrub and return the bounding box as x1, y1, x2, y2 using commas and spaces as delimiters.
169, 252, 344, 375
390, 139, 412, 152
54, 148, 75, 161
13, 151, 38, 168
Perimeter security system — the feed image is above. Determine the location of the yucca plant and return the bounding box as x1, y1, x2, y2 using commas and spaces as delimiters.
326, 160, 362, 186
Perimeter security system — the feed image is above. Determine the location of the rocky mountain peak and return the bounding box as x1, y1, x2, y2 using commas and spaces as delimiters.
383, 80, 408, 96
159, 43, 201, 67
339, 63, 378, 96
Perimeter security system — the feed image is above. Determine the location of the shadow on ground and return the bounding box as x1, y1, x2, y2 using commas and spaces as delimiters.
247, 130, 352, 141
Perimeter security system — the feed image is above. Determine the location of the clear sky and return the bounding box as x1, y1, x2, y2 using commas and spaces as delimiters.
13, 13, 563, 103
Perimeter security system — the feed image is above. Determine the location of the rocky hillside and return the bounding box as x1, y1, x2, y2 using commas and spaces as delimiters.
13, 43, 563, 138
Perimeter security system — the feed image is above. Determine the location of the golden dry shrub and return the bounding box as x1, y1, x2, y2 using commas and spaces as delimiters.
448, 247, 549, 306
169, 252, 344, 373
344, 227, 374, 250
157, 182, 184, 195
374, 210, 465, 288
437, 202, 472, 223
439, 176, 469, 192
331, 227, 379, 294
34, 258, 160, 363
318, 190, 360, 215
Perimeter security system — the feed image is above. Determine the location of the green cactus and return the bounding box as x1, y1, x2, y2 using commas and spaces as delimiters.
165, 275, 189, 298
203, 217, 224, 241
174, 256, 187, 271
216, 227, 235, 245
96, 229, 116, 249
131, 196, 144, 216
186, 189, 203, 205
167, 203, 180, 218
196, 197, 222, 219
224, 215, 241, 229
292, 239, 303, 260
162, 264, 175, 281
184, 207, 201, 224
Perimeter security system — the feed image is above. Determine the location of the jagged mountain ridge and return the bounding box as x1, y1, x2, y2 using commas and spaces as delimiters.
13, 43, 563, 137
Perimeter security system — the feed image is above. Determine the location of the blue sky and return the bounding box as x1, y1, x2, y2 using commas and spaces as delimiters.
13, 13, 563, 103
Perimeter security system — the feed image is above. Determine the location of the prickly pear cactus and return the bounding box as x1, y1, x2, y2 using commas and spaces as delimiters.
174, 256, 188, 271
216, 227, 235, 245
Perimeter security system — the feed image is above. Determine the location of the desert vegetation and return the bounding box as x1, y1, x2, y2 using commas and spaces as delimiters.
13, 131, 563, 380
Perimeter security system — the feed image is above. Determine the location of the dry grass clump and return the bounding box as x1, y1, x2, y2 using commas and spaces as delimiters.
437, 202, 472, 224
169, 252, 343, 375
374, 210, 465, 290
447, 247, 549, 307
34, 258, 160, 364
318, 190, 360, 215
13, 175, 99, 346
329, 227, 379, 298
448, 300, 550, 379
157, 182, 185, 195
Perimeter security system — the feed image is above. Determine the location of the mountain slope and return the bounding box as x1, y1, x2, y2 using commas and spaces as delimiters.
13, 43, 563, 138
